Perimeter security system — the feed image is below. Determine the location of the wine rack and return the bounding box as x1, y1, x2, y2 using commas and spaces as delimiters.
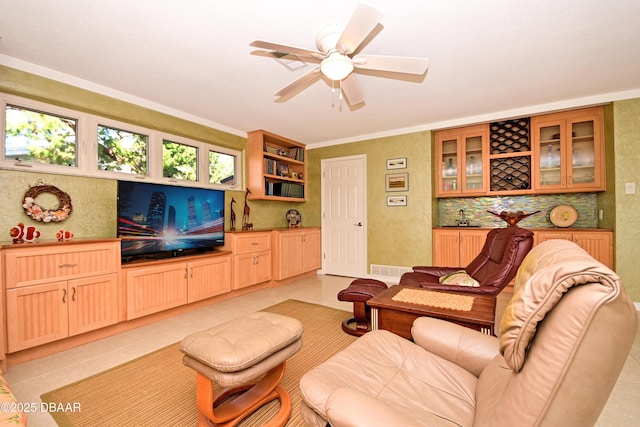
489, 118, 532, 191
490, 118, 530, 153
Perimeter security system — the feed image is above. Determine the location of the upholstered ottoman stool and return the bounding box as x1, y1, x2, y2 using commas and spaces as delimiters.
180, 311, 303, 427
337, 278, 388, 336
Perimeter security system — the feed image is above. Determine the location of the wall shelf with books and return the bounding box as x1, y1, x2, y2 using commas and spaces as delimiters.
247, 129, 307, 201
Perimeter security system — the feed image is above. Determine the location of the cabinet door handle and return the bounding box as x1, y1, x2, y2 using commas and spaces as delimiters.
354, 222, 363, 226
58, 263, 78, 268
72, 287, 76, 302
62, 288, 67, 303
184, 268, 188, 279
190, 268, 193, 278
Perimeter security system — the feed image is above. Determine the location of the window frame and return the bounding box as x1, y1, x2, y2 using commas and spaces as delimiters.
92, 117, 154, 180
159, 133, 201, 184
1, 93, 242, 191
207, 145, 240, 186
1, 96, 89, 174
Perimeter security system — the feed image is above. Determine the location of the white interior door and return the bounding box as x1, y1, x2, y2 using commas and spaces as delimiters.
321, 155, 366, 277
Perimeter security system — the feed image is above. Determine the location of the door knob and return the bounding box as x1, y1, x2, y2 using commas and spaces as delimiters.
354, 222, 363, 226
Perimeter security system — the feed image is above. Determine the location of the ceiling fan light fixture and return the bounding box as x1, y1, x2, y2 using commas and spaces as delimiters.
320, 51, 354, 81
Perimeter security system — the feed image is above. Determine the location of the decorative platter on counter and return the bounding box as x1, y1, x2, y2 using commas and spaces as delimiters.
550, 205, 578, 228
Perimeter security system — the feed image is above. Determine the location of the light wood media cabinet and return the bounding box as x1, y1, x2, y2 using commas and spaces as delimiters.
0, 229, 321, 369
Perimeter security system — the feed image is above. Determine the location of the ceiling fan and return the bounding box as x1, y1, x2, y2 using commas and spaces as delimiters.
250, 4, 429, 106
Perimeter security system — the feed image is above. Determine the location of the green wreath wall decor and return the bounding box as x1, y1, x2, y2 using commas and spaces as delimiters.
23, 184, 73, 223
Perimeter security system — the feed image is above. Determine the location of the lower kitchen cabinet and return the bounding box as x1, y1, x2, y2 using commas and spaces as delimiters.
122, 252, 231, 320
272, 228, 321, 280
2, 239, 121, 353
224, 231, 272, 290
6, 273, 119, 353
233, 251, 272, 289
187, 256, 231, 302
534, 229, 613, 269
432, 229, 489, 267
433, 228, 613, 270
124, 262, 188, 320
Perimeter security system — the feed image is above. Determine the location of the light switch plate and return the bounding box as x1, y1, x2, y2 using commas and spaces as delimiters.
625, 182, 636, 194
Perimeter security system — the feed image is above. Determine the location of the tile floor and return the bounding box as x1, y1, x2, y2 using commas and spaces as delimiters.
3, 274, 639, 426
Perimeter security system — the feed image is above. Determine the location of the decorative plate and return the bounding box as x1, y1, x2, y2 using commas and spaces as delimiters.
550, 205, 578, 228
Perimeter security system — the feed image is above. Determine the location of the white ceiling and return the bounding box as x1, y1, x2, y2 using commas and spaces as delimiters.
1, 0, 639, 147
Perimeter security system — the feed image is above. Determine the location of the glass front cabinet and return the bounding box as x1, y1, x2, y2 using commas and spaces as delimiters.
531, 107, 605, 192
435, 124, 488, 197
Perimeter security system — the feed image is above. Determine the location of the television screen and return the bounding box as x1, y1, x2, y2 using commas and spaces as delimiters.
117, 181, 225, 261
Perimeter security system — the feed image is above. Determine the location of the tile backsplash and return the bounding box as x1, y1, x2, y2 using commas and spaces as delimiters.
438, 193, 598, 228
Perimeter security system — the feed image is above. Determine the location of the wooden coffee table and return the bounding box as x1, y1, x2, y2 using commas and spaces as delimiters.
367, 285, 496, 339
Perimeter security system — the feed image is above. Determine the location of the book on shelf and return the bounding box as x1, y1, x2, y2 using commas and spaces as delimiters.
264, 158, 274, 175
265, 181, 304, 198
264, 158, 298, 178
288, 147, 304, 161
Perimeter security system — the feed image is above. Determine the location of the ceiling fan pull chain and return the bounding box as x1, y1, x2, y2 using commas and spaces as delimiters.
331, 80, 336, 108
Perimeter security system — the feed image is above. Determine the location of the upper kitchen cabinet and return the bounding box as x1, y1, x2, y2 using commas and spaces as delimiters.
435, 124, 489, 197
531, 106, 605, 192
434, 106, 607, 198
246, 130, 307, 201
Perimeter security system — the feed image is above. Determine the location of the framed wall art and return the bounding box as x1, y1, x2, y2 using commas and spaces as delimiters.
386, 157, 407, 170
387, 195, 407, 206
385, 172, 408, 192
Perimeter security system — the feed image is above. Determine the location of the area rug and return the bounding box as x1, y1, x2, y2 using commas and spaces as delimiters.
41, 300, 357, 426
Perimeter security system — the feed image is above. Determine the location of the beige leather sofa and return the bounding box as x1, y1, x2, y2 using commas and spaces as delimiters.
299, 239, 637, 426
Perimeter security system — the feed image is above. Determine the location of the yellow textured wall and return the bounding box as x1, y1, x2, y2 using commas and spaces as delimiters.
307, 131, 433, 270
225, 190, 307, 231
0, 170, 117, 240
613, 98, 640, 301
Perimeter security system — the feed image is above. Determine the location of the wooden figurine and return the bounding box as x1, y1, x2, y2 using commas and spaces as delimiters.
242, 189, 253, 231
230, 198, 236, 231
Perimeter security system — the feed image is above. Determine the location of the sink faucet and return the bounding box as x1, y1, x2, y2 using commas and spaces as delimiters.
457, 209, 469, 226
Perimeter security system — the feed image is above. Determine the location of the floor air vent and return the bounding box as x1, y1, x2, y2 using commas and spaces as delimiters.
369, 264, 412, 283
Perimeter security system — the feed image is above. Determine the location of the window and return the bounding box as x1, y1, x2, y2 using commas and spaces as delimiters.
209, 149, 236, 185
97, 124, 148, 175
1, 93, 242, 190
4, 104, 78, 167
162, 139, 197, 181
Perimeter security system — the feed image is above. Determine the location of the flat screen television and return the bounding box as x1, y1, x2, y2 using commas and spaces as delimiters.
117, 181, 225, 262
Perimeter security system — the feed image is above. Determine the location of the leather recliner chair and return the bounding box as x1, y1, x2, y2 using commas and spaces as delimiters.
337, 227, 534, 336
399, 226, 534, 295
300, 239, 637, 426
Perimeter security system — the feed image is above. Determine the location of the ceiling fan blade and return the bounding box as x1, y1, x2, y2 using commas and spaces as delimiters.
353, 54, 429, 75
340, 73, 365, 106
336, 4, 385, 55
274, 67, 322, 98
250, 40, 325, 59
